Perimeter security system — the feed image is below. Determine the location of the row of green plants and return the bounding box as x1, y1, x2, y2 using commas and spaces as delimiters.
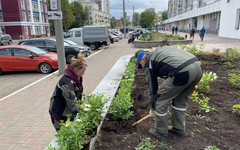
139, 32, 184, 41
47, 94, 109, 150
109, 58, 137, 120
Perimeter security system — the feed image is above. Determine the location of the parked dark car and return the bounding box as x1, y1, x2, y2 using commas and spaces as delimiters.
0, 34, 12, 45
18, 38, 91, 64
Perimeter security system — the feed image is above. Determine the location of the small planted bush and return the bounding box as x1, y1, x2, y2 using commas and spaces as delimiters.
186, 45, 205, 56
197, 71, 218, 93
224, 48, 240, 61
47, 94, 109, 150
190, 92, 216, 113
136, 137, 156, 150
232, 104, 240, 115
204, 145, 220, 150
228, 72, 240, 88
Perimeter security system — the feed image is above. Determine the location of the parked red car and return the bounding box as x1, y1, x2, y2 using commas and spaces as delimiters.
0, 45, 58, 74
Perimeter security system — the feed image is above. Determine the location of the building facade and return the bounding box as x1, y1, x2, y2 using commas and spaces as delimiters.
78, 0, 110, 27
0, 0, 50, 39
163, 0, 240, 39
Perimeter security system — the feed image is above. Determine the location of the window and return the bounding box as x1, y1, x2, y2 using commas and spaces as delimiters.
0, 48, 11, 56
30, 41, 44, 47
236, 9, 240, 30
0, 13, 3, 22
24, 26, 29, 35
46, 41, 56, 47
13, 48, 31, 57
22, 12, 26, 21
27, 0, 30, 10
75, 31, 81, 37
21, 0, 25, 9
28, 14, 32, 22
35, 26, 41, 34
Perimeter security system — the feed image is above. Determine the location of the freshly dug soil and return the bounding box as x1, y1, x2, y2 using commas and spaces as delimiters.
94, 54, 240, 150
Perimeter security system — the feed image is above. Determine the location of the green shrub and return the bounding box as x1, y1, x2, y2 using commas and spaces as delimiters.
186, 45, 205, 56
109, 59, 136, 120
204, 145, 220, 150
136, 137, 156, 150
224, 48, 240, 61
232, 104, 240, 115
228, 73, 240, 88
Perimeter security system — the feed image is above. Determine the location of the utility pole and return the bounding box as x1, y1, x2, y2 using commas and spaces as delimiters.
123, 0, 126, 39
132, 6, 134, 32
54, 0, 66, 74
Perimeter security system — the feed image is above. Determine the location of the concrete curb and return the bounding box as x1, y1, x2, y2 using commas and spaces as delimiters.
46, 54, 133, 150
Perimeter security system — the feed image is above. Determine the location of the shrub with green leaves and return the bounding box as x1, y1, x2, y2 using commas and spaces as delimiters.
186, 45, 205, 56
109, 59, 136, 120
228, 73, 240, 88
190, 92, 217, 113
224, 48, 240, 61
197, 71, 218, 93
136, 137, 156, 150
47, 94, 109, 150
204, 145, 220, 150
232, 104, 240, 115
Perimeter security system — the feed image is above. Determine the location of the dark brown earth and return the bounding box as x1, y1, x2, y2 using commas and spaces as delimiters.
94, 54, 240, 150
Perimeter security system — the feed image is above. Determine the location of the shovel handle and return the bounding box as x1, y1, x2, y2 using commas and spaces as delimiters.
132, 114, 150, 127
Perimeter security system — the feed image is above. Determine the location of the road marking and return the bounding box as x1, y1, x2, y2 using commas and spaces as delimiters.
0, 49, 103, 102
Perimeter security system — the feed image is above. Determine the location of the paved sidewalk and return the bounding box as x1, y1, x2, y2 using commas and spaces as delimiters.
0, 38, 137, 150
160, 30, 240, 53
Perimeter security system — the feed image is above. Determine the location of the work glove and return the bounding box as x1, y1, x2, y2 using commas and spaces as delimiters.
149, 109, 156, 118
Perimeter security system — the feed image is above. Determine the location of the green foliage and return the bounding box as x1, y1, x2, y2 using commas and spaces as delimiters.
136, 137, 156, 150
133, 12, 141, 27
224, 48, 240, 61
110, 16, 117, 29
162, 10, 168, 21
197, 71, 218, 93
109, 60, 136, 120
140, 11, 156, 28
61, 0, 75, 30
190, 92, 217, 113
47, 94, 109, 150
232, 104, 240, 115
135, 49, 144, 58
204, 145, 220, 150
70, 1, 89, 28
223, 61, 236, 68
185, 45, 205, 56
139, 32, 184, 41
228, 73, 240, 88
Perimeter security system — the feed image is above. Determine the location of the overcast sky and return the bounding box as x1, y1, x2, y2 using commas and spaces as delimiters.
110, 0, 168, 19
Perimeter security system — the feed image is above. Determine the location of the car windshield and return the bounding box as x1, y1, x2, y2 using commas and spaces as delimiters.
65, 40, 77, 45
25, 46, 48, 55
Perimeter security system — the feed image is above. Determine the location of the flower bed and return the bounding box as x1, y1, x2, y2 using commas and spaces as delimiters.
94, 49, 240, 150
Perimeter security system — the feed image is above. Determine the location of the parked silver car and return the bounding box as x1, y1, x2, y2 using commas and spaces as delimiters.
0, 34, 12, 45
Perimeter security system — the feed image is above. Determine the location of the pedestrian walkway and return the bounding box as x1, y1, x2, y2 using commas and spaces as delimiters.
160, 30, 240, 53
0, 38, 137, 150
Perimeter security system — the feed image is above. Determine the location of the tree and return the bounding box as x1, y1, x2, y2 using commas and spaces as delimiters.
140, 11, 156, 28
162, 10, 168, 21
132, 13, 140, 27
110, 16, 117, 29
70, 1, 89, 28
61, 0, 74, 31
121, 17, 131, 27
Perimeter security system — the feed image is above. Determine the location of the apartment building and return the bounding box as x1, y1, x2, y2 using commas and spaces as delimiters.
164, 0, 240, 39
78, 0, 110, 27
0, 0, 50, 39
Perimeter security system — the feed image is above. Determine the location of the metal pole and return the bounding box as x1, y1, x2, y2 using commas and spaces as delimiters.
55, 0, 66, 75
132, 6, 134, 32
123, 0, 126, 39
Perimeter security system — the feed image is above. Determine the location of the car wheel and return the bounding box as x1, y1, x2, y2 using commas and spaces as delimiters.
0, 68, 2, 75
8, 40, 12, 45
39, 63, 52, 74
66, 53, 77, 64
89, 43, 97, 50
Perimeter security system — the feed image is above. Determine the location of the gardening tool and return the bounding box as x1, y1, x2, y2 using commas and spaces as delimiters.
132, 114, 150, 127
